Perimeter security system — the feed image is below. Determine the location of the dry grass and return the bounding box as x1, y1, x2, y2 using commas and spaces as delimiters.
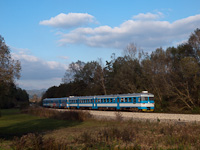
21, 107, 93, 121
5, 108, 200, 149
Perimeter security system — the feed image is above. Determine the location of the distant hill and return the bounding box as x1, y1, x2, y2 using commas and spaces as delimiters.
26, 89, 46, 99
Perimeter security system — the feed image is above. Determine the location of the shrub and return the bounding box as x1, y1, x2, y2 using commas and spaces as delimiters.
21, 108, 92, 121
11, 133, 69, 150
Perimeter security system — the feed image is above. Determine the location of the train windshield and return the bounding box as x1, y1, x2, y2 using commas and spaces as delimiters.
149, 97, 154, 101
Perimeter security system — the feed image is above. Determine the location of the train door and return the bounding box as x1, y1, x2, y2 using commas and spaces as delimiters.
94, 98, 97, 109
92, 98, 97, 109
77, 99, 79, 109
66, 98, 69, 109
117, 97, 120, 110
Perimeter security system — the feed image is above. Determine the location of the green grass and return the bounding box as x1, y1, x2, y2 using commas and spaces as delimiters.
1, 108, 200, 150
0, 109, 80, 139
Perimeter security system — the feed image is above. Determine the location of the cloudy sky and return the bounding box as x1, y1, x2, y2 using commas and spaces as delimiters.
0, 0, 200, 90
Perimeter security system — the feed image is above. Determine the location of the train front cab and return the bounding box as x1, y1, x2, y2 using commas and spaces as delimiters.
139, 96, 154, 112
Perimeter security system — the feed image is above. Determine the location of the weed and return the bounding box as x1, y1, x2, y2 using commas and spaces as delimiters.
11, 133, 70, 150
22, 107, 92, 121
2, 109, 200, 149
115, 112, 123, 122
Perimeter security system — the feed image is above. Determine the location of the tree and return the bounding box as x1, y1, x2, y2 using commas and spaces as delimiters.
188, 28, 200, 62
0, 35, 21, 84
0, 35, 21, 108
62, 60, 85, 83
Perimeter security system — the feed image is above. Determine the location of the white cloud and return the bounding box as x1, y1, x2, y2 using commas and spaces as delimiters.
59, 56, 69, 60
58, 14, 200, 50
133, 12, 164, 20
17, 78, 62, 90
39, 13, 96, 29
11, 48, 68, 90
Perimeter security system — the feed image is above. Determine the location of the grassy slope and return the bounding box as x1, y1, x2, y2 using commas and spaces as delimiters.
1, 109, 200, 150
0, 109, 80, 139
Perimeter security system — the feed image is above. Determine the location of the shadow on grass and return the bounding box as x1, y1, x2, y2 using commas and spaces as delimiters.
0, 117, 81, 140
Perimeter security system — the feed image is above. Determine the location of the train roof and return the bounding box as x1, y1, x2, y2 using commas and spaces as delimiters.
43, 92, 154, 101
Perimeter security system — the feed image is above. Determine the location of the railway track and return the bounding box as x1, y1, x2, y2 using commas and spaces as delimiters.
52, 108, 200, 123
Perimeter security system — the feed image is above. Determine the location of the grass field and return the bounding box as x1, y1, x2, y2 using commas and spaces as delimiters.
1, 108, 200, 150
0, 109, 80, 140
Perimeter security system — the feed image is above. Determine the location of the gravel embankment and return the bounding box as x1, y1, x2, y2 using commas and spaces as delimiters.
89, 111, 200, 122
54, 108, 200, 123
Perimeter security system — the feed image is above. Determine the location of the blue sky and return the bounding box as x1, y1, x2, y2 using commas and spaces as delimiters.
0, 0, 200, 90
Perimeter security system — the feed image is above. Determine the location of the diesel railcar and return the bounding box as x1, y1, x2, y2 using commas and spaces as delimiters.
43, 91, 154, 111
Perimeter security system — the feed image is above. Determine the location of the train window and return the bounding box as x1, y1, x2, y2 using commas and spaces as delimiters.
121, 98, 124, 102
128, 98, 132, 102
133, 98, 136, 103
141, 97, 148, 101
104, 99, 106, 103
113, 98, 115, 103
110, 99, 112, 103
138, 98, 141, 102
125, 98, 128, 102
98, 99, 100, 103
106, 99, 109, 103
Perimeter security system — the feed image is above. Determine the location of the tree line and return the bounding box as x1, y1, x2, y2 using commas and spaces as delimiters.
0, 35, 29, 109
42, 28, 199, 113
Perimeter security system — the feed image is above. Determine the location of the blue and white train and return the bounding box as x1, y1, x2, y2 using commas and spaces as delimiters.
43, 91, 154, 111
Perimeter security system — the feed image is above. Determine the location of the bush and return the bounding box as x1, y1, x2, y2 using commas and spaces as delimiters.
11, 133, 69, 150
21, 107, 92, 121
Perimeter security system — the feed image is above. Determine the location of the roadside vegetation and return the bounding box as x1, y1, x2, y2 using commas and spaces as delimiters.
1, 108, 200, 150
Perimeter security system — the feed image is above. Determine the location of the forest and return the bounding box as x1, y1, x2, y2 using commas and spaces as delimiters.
43, 28, 200, 113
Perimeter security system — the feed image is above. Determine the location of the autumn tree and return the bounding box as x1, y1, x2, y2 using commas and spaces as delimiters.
0, 35, 21, 108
